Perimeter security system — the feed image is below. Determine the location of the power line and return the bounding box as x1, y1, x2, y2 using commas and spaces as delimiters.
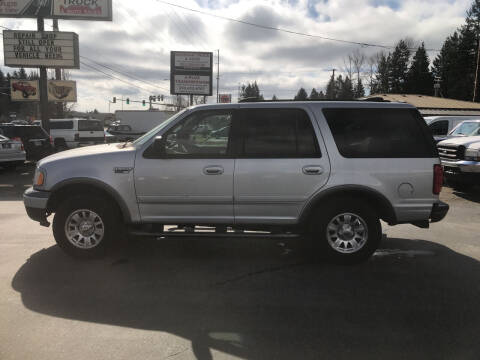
155, 0, 443, 52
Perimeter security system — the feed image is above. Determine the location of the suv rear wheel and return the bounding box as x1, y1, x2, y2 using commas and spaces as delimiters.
309, 200, 381, 264
53, 195, 120, 258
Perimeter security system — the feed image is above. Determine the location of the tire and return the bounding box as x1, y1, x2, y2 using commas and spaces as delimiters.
53, 195, 121, 259
308, 200, 382, 264
448, 180, 473, 192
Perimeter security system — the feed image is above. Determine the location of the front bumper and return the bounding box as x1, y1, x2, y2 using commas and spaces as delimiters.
430, 201, 449, 223
441, 159, 480, 174
23, 187, 50, 226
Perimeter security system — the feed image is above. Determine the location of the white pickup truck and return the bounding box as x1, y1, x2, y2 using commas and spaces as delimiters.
49, 118, 105, 151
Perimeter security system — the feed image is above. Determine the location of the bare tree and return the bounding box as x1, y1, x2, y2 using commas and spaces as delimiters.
342, 55, 354, 80
352, 49, 366, 87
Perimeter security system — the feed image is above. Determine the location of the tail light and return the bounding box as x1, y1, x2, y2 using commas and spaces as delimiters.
12, 137, 24, 151
433, 164, 443, 195
49, 136, 53, 145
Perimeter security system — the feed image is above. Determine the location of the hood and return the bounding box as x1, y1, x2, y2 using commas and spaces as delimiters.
38, 143, 134, 167
437, 136, 480, 148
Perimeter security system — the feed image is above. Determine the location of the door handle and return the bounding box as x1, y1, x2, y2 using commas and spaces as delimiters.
302, 166, 324, 175
203, 166, 224, 175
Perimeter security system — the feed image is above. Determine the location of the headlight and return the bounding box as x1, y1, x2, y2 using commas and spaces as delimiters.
33, 168, 46, 188
464, 148, 480, 161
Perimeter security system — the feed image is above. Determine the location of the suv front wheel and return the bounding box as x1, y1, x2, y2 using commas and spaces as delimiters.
53, 195, 120, 258
310, 200, 381, 264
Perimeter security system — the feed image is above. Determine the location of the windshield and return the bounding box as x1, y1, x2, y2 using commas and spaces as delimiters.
132, 109, 188, 146
450, 121, 480, 136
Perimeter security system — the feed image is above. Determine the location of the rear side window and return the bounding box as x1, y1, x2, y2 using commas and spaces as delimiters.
79, 120, 103, 131
0, 126, 47, 138
238, 109, 320, 158
23, 126, 48, 138
50, 120, 73, 130
323, 108, 437, 158
429, 120, 449, 135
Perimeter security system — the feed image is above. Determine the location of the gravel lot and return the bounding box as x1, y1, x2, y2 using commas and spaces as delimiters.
1, 163, 479, 360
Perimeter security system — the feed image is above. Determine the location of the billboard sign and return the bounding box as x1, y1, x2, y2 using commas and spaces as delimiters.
171, 51, 212, 96
219, 94, 232, 103
0, 0, 112, 21
47, 80, 77, 102
3, 30, 80, 68
10, 79, 39, 101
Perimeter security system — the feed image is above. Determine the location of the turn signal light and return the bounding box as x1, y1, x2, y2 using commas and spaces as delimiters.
433, 164, 443, 195
35, 171, 44, 186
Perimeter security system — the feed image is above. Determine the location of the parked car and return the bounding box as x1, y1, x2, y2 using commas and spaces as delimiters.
425, 116, 480, 142
0, 134, 26, 170
0, 124, 52, 161
24, 101, 448, 263
49, 118, 105, 151
437, 135, 480, 190
106, 124, 136, 142
447, 120, 480, 138
104, 130, 118, 143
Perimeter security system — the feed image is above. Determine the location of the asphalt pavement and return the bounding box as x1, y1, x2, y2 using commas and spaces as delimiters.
1, 163, 480, 360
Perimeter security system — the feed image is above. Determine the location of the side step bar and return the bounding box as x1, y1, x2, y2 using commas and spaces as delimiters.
129, 230, 300, 239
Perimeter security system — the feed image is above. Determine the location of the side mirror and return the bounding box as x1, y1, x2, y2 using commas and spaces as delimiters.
153, 135, 165, 155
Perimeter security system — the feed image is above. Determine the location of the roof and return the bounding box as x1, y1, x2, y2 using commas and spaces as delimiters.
365, 94, 480, 110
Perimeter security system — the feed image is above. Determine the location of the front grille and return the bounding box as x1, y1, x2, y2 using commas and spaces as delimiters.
437, 144, 465, 161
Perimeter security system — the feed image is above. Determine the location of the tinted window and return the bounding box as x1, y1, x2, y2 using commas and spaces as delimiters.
429, 120, 449, 135
0, 126, 47, 139
78, 120, 103, 131
239, 109, 320, 158
50, 120, 73, 130
323, 108, 437, 158
151, 110, 232, 158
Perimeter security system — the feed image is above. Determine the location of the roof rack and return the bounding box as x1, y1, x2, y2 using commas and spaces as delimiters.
238, 97, 390, 103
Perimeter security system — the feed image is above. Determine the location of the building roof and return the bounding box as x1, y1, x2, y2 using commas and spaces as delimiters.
365, 94, 480, 111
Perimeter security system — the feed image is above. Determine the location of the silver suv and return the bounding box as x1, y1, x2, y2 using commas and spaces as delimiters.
23, 101, 449, 263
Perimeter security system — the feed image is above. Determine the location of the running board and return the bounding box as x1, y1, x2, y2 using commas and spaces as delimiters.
129, 231, 300, 239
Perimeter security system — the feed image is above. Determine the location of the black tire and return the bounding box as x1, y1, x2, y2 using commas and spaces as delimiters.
448, 179, 473, 192
53, 195, 121, 259
308, 200, 382, 264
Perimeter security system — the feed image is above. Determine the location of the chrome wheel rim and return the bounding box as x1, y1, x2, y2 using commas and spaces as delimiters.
65, 209, 105, 249
326, 213, 368, 254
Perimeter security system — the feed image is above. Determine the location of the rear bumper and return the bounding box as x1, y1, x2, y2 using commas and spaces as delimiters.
430, 201, 449, 223
23, 187, 50, 226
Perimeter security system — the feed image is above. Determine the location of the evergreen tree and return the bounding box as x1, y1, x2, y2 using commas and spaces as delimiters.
388, 39, 411, 93
18, 67, 27, 79
271, 94, 278, 101
325, 75, 337, 99
294, 87, 308, 100
373, 53, 390, 94
240, 81, 264, 101
355, 78, 365, 98
318, 90, 326, 99
406, 43, 434, 95
338, 76, 354, 100
309, 88, 320, 99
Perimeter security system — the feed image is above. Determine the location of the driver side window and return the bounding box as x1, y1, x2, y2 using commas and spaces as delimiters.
161, 110, 232, 158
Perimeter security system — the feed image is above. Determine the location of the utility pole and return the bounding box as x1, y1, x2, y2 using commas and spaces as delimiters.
332, 68, 336, 79
38, 17, 49, 133
216, 49, 220, 103
474, 32, 480, 102
53, 19, 64, 118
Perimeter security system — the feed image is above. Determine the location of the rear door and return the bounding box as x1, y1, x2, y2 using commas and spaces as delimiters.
78, 119, 104, 144
233, 107, 330, 225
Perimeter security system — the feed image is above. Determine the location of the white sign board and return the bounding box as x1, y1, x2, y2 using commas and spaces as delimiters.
0, 0, 112, 20
3, 30, 80, 68
174, 52, 211, 70
174, 75, 211, 95
48, 80, 77, 102
10, 80, 39, 101
170, 51, 213, 96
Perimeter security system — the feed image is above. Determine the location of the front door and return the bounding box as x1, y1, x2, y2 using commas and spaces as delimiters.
233, 107, 330, 225
134, 109, 235, 223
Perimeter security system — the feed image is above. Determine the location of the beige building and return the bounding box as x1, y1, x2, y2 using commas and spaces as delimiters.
364, 94, 480, 116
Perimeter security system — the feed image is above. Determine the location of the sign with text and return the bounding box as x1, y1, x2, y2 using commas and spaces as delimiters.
219, 94, 232, 103
3, 30, 80, 68
48, 80, 77, 102
171, 51, 212, 96
10, 79, 39, 101
0, 0, 112, 21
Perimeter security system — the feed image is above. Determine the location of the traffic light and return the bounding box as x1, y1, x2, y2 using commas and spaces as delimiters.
112, 97, 116, 103
142, 100, 146, 107
126, 98, 130, 105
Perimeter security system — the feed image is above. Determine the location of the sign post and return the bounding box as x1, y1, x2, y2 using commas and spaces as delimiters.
37, 17, 49, 132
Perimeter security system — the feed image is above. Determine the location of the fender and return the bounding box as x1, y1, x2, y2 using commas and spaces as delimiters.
48, 177, 133, 223
299, 185, 397, 226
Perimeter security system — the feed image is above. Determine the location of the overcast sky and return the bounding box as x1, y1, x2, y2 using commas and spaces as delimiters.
0, 0, 474, 112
